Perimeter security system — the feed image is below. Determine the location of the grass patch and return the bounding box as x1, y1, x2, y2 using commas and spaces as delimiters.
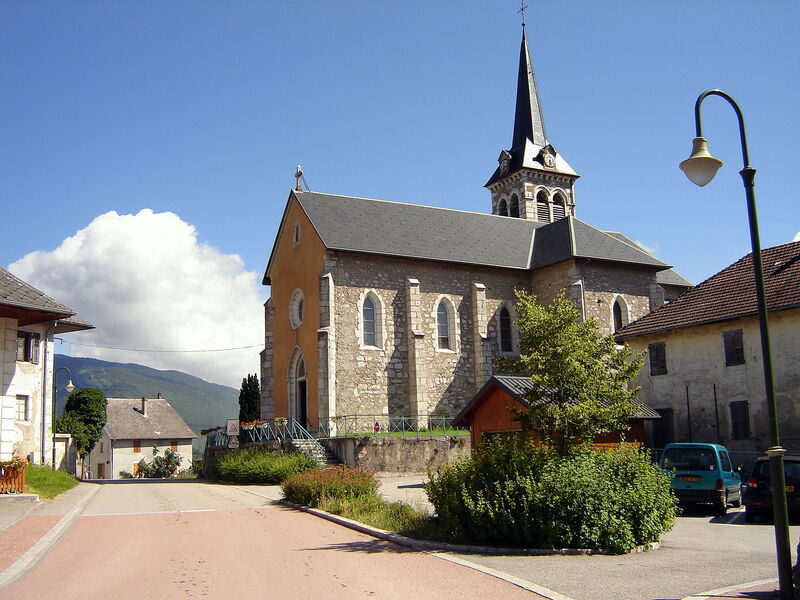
24, 465, 78, 499
319, 494, 433, 534
215, 449, 315, 483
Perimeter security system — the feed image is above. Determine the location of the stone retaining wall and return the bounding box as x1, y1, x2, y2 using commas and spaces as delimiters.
321, 436, 470, 473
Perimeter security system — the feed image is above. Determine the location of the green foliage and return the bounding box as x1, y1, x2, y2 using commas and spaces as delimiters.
495, 291, 644, 453
119, 470, 134, 479
281, 466, 378, 507
238, 373, 261, 423
319, 494, 430, 533
425, 437, 677, 554
24, 465, 78, 499
215, 449, 315, 483
137, 447, 183, 478
54, 388, 107, 457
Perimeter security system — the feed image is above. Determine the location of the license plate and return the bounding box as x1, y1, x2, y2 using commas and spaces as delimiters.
679, 476, 700, 482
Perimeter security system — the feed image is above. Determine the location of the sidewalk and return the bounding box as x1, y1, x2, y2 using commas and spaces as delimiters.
0, 482, 99, 588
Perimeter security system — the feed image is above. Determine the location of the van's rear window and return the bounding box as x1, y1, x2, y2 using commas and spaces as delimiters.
663, 448, 716, 470
755, 460, 800, 480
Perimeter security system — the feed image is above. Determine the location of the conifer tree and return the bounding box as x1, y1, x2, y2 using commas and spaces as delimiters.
238, 373, 261, 422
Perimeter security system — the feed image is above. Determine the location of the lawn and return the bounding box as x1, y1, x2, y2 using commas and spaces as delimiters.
24, 465, 78, 499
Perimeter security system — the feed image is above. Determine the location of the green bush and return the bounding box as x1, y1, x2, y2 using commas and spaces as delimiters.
281, 466, 378, 507
137, 447, 183, 478
216, 449, 315, 483
425, 437, 677, 554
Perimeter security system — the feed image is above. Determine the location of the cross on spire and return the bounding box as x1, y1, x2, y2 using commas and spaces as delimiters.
518, 1, 528, 26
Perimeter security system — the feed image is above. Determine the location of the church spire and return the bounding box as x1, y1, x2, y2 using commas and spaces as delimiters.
512, 26, 548, 150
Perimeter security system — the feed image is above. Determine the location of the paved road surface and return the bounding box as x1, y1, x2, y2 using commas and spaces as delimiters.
0, 481, 542, 600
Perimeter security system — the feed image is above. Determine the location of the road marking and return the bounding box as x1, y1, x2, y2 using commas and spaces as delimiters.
430, 552, 576, 600
680, 578, 777, 600
0, 484, 101, 590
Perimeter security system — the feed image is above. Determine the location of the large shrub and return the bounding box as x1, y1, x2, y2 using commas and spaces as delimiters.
137, 447, 183, 478
216, 449, 315, 483
425, 437, 677, 554
281, 466, 378, 507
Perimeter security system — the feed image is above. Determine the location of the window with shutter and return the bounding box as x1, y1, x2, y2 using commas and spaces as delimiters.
723, 330, 745, 366
648, 342, 667, 375
499, 306, 512, 352
509, 194, 520, 218
536, 191, 549, 222
730, 401, 751, 439
552, 194, 566, 220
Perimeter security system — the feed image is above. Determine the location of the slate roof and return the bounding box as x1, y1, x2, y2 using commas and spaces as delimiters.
104, 398, 196, 441
454, 374, 660, 426
616, 241, 800, 340
0, 266, 75, 315
264, 191, 674, 284
602, 231, 692, 288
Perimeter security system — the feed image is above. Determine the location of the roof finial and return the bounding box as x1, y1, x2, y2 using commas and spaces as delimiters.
518, 1, 528, 27
294, 165, 309, 191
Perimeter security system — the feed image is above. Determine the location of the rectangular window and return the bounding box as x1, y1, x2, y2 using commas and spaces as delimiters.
730, 401, 751, 439
648, 342, 667, 375
15, 395, 29, 421
16, 331, 40, 363
170, 441, 178, 452
723, 329, 745, 366
100, 442, 104, 454
133, 439, 141, 453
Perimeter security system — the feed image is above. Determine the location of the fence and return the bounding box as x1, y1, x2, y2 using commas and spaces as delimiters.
0, 467, 26, 494
316, 414, 468, 439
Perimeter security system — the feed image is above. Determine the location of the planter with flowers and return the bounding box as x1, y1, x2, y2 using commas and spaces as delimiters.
0, 455, 28, 494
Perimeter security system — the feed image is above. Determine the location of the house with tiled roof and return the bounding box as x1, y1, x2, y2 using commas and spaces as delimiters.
616, 241, 800, 452
0, 266, 93, 463
86, 396, 196, 479
259, 27, 691, 433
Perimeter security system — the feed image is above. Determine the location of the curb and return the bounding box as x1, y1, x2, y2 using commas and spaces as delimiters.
0, 483, 100, 590
277, 498, 659, 556
679, 578, 779, 600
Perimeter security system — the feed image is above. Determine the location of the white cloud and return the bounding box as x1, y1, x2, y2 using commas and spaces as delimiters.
10, 209, 265, 388
793, 231, 800, 242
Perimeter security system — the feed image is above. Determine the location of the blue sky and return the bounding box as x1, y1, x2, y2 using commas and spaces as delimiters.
2, 1, 798, 386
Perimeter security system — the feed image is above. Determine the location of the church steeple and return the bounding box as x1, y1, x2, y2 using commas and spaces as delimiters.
512, 27, 547, 151
486, 26, 579, 223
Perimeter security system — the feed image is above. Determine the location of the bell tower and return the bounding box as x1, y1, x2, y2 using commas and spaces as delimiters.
486, 26, 579, 223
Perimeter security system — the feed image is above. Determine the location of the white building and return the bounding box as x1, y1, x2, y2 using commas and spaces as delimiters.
87, 396, 196, 479
0, 266, 92, 463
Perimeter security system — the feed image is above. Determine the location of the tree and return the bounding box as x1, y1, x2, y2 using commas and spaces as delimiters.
238, 373, 261, 422
54, 388, 107, 474
495, 290, 644, 455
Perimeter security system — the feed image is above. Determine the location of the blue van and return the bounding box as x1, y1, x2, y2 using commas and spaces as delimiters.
660, 443, 743, 515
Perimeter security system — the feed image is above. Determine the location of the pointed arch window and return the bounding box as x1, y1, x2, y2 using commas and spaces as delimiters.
536, 191, 550, 222
363, 297, 376, 347
509, 194, 520, 218
437, 301, 451, 350
552, 193, 566, 220
498, 198, 508, 216
613, 296, 629, 333
499, 306, 513, 352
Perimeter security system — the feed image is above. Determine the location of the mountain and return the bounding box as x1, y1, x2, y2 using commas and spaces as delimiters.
54, 355, 240, 436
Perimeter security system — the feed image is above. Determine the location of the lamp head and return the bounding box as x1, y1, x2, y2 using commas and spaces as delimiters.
66, 380, 75, 393
679, 137, 723, 187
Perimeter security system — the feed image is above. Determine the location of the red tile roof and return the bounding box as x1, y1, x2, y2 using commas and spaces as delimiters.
616, 241, 800, 339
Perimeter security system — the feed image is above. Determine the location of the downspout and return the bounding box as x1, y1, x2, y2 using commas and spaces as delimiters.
40, 321, 57, 465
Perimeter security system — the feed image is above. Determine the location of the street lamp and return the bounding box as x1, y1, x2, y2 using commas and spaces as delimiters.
679, 89, 794, 600
52, 367, 75, 470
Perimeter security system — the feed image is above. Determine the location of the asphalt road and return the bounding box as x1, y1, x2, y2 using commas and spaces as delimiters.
452, 507, 800, 600
0, 481, 543, 600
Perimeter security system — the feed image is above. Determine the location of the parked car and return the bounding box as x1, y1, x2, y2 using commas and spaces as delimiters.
743, 455, 800, 523
660, 443, 743, 515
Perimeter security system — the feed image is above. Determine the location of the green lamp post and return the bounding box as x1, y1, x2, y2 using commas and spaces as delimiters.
679, 89, 794, 600
52, 367, 75, 469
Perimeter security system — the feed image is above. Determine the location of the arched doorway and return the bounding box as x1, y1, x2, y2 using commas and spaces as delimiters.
288, 348, 309, 428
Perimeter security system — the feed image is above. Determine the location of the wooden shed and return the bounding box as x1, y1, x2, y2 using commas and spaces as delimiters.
454, 375, 660, 449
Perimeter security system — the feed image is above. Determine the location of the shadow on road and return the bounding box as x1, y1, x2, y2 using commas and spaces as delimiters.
302, 539, 416, 554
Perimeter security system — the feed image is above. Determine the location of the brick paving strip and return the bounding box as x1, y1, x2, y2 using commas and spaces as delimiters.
680, 579, 781, 599
0, 515, 60, 571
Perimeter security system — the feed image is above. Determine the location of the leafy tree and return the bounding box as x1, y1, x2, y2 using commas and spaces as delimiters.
238, 373, 261, 422
495, 291, 644, 455
137, 447, 183, 478
54, 387, 107, 475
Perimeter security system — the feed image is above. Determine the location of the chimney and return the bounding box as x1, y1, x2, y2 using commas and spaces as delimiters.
157, 392, 162, 399
141, 397, 147, 417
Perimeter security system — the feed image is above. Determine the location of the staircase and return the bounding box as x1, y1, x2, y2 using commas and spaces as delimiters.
290, 438, 340, 467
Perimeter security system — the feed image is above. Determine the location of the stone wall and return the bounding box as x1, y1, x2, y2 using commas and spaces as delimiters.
321, 436, 471, 474
580, 262, 660, 335
326, 252, 527, 418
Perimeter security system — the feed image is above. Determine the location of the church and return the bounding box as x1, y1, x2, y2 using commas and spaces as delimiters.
258, 27, 691, 433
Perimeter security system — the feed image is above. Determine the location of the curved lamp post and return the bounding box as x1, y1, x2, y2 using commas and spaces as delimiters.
52, 367, 75, 470
679, 89, 794, 600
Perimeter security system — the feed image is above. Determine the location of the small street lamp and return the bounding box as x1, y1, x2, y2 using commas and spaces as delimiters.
679, 89, 794, 600
52, 367, 75, 470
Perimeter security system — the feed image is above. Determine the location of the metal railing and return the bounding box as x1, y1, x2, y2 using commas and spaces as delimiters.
314, 414, 468, 439
208, 418, 324, 449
